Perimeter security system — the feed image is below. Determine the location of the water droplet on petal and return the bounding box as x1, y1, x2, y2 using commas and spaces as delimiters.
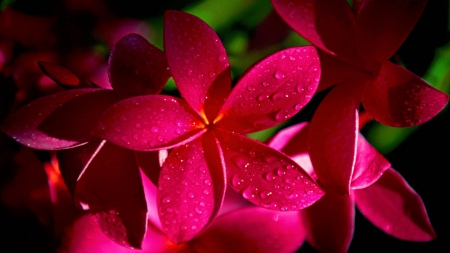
151, 126, 159, 133
261, 81, 269, 87
274, 70, 285, 80
187, 192, 194, 198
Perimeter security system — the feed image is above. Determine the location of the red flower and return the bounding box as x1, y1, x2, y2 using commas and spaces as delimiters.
268, 122, 437, 252
272, 0, 449, 195
93, 10, 324, 244
1, 34, 170, 249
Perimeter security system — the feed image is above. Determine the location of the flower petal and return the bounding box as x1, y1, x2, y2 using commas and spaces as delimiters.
271, 0, 360, 65
216, 47, 320, 133
354, 168, 437, 241
1, 89, 105, 150
93, 95, 205, 151
108, 33, 170, 99
157, 132, 226, 244
356, 0, 428, 63
308, 83, 360, 195
38, 61, 97, 89
192, 207, 306, 253
81, 142, 148, 249
217, 131, 324, 211
302, 192, 354, 253
351, 134, 390, 189
362, 61, 449, 127
164, 10, 231, 122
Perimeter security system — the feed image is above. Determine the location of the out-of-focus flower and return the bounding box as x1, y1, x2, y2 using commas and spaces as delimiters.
93, 10, 324, 244
268, 122, 437, 252
271, 0, 449, 195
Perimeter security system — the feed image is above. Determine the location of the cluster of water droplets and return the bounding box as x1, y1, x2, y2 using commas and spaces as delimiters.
95, 210, 133, 249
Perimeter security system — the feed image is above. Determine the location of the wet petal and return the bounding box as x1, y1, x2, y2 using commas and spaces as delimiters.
1, 89, 103, 150
362, 61, 449, 127
216, 47, 320, 133
356, 0, 428, 62
109, 34, 170, 99
308, 83, 360, 195
192, 207, 306, 253
271, 0, 360, 65
81, 142, 147, 249
164, 10, 231, 122
157, 132, 226, 244
93, 95, 205, 151
355, 168, 436, 241
38, 61, 97, 89
351, 134, 390, 189
217, 131, 324, 211
303, 192, 354, 253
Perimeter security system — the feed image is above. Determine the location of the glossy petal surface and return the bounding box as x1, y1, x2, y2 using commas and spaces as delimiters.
164, 10, 231, 121
157, 133, 226, 244
351, 134, 390, 189
216, 47, 320, 133
303, 192, 354, 253
109, 34, 170, 99
81, 142, 147, 249
356, 0, 428, 62
355, 168, 436, 241
192, 207, 306, 253
308, 83, 359, 195
38, 61, 96, 89
1, 89, 102, 150
93, 95, 205, 151
217, 131, 324, 211
362, 61, 449, 127
271, 0, 360, 65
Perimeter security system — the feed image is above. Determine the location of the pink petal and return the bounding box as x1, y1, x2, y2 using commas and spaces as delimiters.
192, 207, 306, 253
351, 134, 390, 189
362, 61, 449, 127
355, 0, 428, 63
38, 61, 97, 89
61, 214, 170, 253
217, 131, 324, 211
1, 89, 104, 150
216, 47, 320, 133
302, 192, 354, 253
354, 168, 437, 241
164, 10, 231, 122
93, 95, 206, 151
271, 0, 361, 65
157, 132, 226, 244
108, 33, 170, 99
308, 83, 360, 195
81, 142, 148, 249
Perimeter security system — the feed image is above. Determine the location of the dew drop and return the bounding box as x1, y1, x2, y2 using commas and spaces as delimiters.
270, 92, 285, 102
242, 187, 255, 199
259, 191, 272, 199
294, 104, 303, 110
275, 110, 290, 122
192, 225, 197, 230
231, 174, 243, 187
162, 196, 171, 203
264, 172, 276, 181
280, 205, 288, 211
133, 134, 139, 140
204, 179, 211, 186
166, 207, 173, 213
187, 192, 195, 198
203, 189, 210, 195
151, 126, 159, 133
217, 54, 227, 62
188, 69, 193, 76
274, 70, 285, 80
261, 81, 269, 87
198, 166, 206, 173
276, 168, 286, 177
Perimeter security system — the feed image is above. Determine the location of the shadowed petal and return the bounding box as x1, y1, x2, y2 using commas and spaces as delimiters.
356, 0, 428, 63
38, 61, 97, 89
217, 131, 324, 211
308, 83, 359, 195
109, 34, 170, 99
164, 10, 231, 122
216, 47, 320, 133
81, 142, 147, 249
271, 0, 360, 65
1, 89, 102, 150
351, 134, 390, 189
192, 207, 306, 253
355, 168, 437, 241
303, 192, 354, 253
157, 132, 226, 244
93, 95, 206, 151
362, 61, 449, 127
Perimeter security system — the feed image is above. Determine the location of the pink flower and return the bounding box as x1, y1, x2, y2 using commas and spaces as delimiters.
271, 0, 450, 195
268, 122, 437, 252
93, 10, 325, 244
1, 33, 171, 248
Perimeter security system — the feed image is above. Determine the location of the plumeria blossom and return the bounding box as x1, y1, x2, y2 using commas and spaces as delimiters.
93, 10, 324, 244
1, 33, 171, 248
268, 122, 437, 253
271, 0, 450, 195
